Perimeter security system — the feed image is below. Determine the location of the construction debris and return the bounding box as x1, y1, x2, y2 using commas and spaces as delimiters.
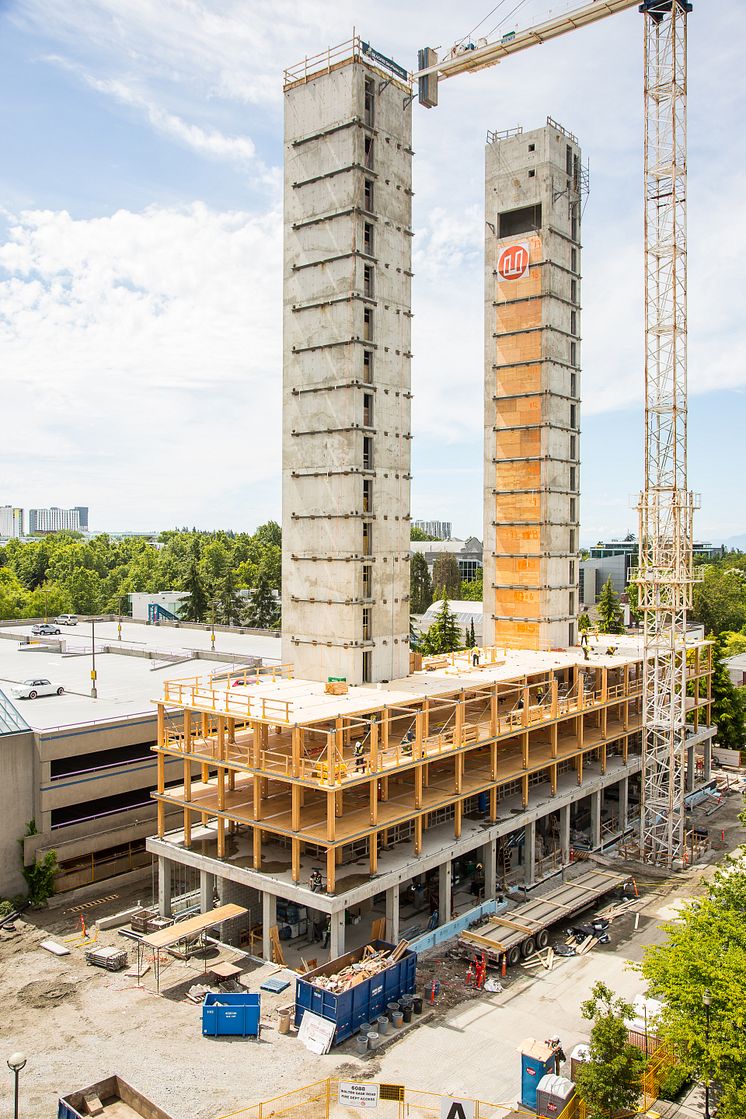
85, 946, 128, 972
305, 942, 408, 994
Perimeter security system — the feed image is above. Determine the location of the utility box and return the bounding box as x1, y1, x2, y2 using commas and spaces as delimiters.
519, 1038, 557, 1110
536, 1074, 575, 1117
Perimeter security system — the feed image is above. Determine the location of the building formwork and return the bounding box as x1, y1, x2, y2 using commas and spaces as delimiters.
483, 120, 583, 651
149, 640, 713, 956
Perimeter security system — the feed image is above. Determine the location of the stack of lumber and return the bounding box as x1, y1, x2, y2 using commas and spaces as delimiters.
307, 940, 407, 994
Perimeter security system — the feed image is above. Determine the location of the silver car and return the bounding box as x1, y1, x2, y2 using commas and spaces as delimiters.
12, 678, 65, 700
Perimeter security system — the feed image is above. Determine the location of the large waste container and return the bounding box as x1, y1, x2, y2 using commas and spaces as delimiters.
294, 940, 417, 1045
202, 992, 261, 1038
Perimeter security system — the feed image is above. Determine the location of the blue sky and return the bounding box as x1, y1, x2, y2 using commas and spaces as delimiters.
0, 0, 743, 544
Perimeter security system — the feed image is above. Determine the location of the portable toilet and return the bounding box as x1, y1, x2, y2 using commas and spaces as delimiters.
569, 1042, 590, 1082
536, 1074, 575, 1118
519, 1038, 556, 1110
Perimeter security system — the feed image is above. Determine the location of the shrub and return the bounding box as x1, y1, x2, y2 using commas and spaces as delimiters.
657, 1064, 692, 1101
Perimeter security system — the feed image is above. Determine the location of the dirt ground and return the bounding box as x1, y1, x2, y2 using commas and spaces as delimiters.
2, 782, 743, 1119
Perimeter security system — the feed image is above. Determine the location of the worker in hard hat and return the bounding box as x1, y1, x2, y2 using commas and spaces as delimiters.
354, 740, 365, 773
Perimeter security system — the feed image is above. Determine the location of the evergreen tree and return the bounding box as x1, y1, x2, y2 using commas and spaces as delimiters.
597, 576, 624, 634
420, 594, 463, 655
574, 982, 645, 1119
431, 553, 461, 600
578, 610, 592, 638
217, 569, 244, 626
468, 618, 477, 647
410, 552, 433, 614
709, 633, 746, 750
247, 572, 279, 629
180, 559, 208, 623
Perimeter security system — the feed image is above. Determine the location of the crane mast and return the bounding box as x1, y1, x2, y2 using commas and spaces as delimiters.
416, 0, 697, 867
638, 0, 695, 867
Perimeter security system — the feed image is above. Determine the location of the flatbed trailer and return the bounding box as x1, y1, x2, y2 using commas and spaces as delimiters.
459, 867, 630, 966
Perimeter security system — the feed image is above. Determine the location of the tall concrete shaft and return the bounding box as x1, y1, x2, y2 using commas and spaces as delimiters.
483, 120, 582, 651
282, 45, 413, 684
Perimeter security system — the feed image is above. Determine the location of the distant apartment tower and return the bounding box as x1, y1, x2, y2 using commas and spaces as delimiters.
414, 520, 452, 541
29, 506, 86, 533
281, 39, 413, 684
0, 506, 24, 538
483, 119, 582, 650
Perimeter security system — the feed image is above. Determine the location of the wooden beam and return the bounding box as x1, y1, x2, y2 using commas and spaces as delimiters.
415, 765, 423, 810
326, 846, 336, 893
217, 716, 226, 761
454, 694, 464, 747
369, 833, 378, 875
423, 698, 430, 739
550, 763, 558, 796
183, 806, 191, 848
326, 791, 336, 842
157, 800, 165, 837
489, 785, 497, 823
157, 750, 165, 795
521, 730, 529, 769
217, 766, 226, 811
551, 676, 558, 719
454, 798, 462, 838
455, 752, 463, 794
369, 717, 379, 771
184, 709, 192, 753
217, 814, 225, 858
369, 778, 378, 826
601, 742, 607, 775
576, 751, 584, 786
292, 784, 301, 832
253, 775, 263, 821
414, 815, 423, 855
521, 773, 529, 808
292, 837, 301, 883
157, 703, 165, 748
253, 826, 262, 870
380, 776, 389, 802
490, 739, 498, 780
291, 726, 301, 778
490, 688, 498, 736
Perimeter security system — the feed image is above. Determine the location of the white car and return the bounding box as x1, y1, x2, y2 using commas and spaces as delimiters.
55, 614, 78, 626
12, 678, 65, 700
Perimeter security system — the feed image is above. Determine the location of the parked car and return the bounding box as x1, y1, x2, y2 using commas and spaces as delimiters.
55, 614, 78, 626
31, 623, 61, 636
12, 678, 64, 699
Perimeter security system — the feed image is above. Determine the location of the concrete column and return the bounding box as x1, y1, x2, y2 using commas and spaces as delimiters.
686, 745, 695, 792
590, 789, 602, 849
329, 910, 346, 960
703, 738, 712, 782
199, 870, 215, 913
438, 860, 452, 924
560, 805, 571, 863
618, 776, 629, 833
385, 885, 400, 943
262, 891, 276, 961
482, 838, 497, 901
523, 821, 536, 887
158, 856, 172, 917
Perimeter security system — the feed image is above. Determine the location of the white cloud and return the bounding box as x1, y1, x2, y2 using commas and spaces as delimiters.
0, 204, 283, 527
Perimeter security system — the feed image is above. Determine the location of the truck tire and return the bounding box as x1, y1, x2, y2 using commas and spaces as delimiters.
537, 929, 549, 949
507, 945, 521, 966
521, 937, 536, 958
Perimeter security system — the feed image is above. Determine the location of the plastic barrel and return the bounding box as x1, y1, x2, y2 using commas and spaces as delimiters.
386, 1001, 399, 1022
392, 1010, 404, 1028
356, 1034, 369, 1054
359, 1021, 372, 1036
412, 995, 423, 1014
402, 1005, 412, 1023
377, 1015, 390, 1035
367, 1031, 379, 1049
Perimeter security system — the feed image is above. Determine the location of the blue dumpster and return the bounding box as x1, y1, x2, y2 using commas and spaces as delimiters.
519, 1038, 556, 1110
295, 940, 417, 1045
202, 992, 261, 1038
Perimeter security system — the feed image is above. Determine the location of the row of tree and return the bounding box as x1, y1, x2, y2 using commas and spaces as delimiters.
0, 524, 282, 627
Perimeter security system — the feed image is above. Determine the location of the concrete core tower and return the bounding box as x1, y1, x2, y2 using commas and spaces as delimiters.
483, 119, 583, 651
282, 42, 413, 684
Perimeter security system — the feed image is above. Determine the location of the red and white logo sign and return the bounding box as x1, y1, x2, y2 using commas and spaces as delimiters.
497, 241, 530, 281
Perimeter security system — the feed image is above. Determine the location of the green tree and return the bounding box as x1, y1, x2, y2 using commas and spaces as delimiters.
574, 982, 645, 1119
410, 525, 438, 541
597, 576, 624, 635
641, 859, 746, 1119
420, 594, 463, 655
25, 582, 71, 619
246, 572, 279, 629
431, 553, 461, 600
0, 568, 28, 619
459, 571, 483, 602
468, 618, 477, 648
180, 560, 208, 623
410, 552, 433, 614
721, 630, 746, 659
709, 633, 746, 750
578, 610, 592, 637
62, 568, 104, 615
693, 566, 746, 635
216, 569, 244, 626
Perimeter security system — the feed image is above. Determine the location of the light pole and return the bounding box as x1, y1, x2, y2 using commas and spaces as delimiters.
210, 602, 216, 652
90, 617, 98, 699
117, 595, 124, 641
703, 988, 711, 1119
7, 1051, 27, 1119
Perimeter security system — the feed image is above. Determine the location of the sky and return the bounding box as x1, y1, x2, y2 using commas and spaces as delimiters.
0, 0, 744, 545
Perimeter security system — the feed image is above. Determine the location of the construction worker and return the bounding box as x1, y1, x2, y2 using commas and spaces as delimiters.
309, 867, 323, 893
471, 646, 480, 667
401, 728, 415, 756
354, 739, 365, 773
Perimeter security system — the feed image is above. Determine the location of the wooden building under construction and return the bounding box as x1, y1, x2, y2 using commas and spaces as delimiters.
148, 637, 715, 960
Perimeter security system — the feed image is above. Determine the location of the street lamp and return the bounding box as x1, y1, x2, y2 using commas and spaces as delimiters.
7, 1051, 27, 1119
210, 602, 216, 652
90, 617, 98, 699
702, 988, 711, 1119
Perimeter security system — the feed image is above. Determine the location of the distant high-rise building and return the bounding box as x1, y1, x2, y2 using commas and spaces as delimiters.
0, 506, 24, 538
28, 506, 86, 534
414, 520, 452, 541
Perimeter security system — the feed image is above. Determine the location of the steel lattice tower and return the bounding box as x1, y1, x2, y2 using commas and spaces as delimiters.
637, 0, 697, 866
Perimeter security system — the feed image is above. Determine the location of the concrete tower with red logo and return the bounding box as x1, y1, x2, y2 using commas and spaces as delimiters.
483, 120, 583, 651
